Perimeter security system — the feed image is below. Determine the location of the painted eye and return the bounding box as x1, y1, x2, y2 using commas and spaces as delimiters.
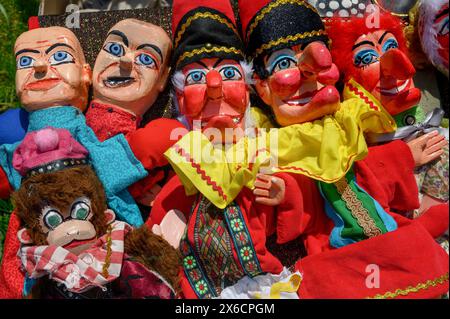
219, 66, 242, 81
49, 51, 74, 65
71, 201, 91, 220
104, 42, 125, 57
382, 39, 399, 53
354, 50, 379, 67
135, 53, 156, 68
43, 210, 63, 230
17, 56, 35, 69
185, 70, 207, 85
270, 56, 297, 74
438, 17, 449, 36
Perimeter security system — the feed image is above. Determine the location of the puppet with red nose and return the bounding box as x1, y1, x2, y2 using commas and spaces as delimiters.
239, 0, 341, 126
171, 0, 250, 144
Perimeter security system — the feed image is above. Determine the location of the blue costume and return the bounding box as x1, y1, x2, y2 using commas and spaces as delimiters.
0, 108, 29, 145
0, 106, 147, 226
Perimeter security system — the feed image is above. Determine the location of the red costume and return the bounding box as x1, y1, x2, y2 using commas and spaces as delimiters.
238, 0, 449, 298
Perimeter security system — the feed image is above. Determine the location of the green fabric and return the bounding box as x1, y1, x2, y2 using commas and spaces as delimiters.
320, 170, 388, 242
0, 198, 13, 263
393, 106, 426, 128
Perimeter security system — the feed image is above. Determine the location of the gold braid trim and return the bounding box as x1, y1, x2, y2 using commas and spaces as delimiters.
246, 0, 317, 41
175, 12, 240, 48
177, 46, 243, 67
102, 224, 113, 278
367, 273, 449, 299
334, 177, 383, 238
253, 30, 328, 58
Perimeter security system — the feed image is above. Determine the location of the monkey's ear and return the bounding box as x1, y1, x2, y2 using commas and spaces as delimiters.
104, 210, 116, 225
17, 228, 34, 244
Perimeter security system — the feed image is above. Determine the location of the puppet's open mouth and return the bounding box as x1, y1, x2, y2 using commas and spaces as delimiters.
104, 76, 135, 88
63, 238, 96, 250
283, 90, 318, 106
378, 79, 411, 96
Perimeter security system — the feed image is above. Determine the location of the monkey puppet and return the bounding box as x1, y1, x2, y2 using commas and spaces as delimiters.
328, 10, 449, 218
235, 0, 449, 298
12, 127, 180, 299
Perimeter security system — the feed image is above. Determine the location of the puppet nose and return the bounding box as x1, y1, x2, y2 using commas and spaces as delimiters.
33, 61, 48, 74
119, 55, 133, 72
206, 70, 222, 99
380, 49, 416, 80
298, 42, 333, 77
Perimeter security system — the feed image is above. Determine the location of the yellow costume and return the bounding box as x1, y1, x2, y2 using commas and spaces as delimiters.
165, 79, 396, 209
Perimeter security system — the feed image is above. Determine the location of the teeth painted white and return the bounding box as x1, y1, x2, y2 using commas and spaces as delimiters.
381, 80, 409, 94
233, 118, 240, 124
288, 97, 312, 105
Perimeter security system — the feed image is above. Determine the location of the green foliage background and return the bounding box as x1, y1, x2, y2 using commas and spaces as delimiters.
0, 0, 40, 261
0, 0, 40, 113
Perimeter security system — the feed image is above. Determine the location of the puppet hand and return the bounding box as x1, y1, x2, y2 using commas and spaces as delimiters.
135, 184, 162, 207
407, 131, 447, 167
152, 209, 187, 249
253, 174, 286, 206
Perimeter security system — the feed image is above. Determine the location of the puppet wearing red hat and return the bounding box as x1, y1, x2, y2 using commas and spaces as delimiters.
237, 0, 449, 298
146, 0, 313, 299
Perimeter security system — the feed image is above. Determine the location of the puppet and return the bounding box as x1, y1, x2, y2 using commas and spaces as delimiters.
236, 0, 449, 298
11, 127, 180, 298
0, 26, 151, 299
147, 0, 307, 299
86, 18, 173, 142
85, 18, 185, 210
0, 26, 147, 225
327, 9, 449, 216
418, 0, 449, 78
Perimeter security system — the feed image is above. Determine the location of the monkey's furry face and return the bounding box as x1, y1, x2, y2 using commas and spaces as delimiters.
13, 166, 109, 246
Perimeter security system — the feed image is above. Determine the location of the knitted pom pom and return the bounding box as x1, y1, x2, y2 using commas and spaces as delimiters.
34, 128, 60, 153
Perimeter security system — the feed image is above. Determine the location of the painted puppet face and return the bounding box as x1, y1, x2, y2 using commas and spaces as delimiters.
14, 27, 91, 112
176, 58, 249, 142
93, 19, 172, 117
435, 3, 449, 70
352, 30, 421, 115
254, 42, 340, 127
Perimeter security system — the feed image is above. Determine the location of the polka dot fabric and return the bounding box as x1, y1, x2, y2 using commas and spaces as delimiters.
308, 0, 371, 17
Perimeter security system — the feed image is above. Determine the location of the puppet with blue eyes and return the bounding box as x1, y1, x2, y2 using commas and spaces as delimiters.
328, 9, 449, 218
0, 26, 154, 298
86, 19, 174, 142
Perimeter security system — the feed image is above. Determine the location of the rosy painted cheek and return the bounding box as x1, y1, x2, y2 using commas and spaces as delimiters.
182, 85, 207, 117
354, 64, 380, 97
269, 69, 301, 99
222, 81, 248, 113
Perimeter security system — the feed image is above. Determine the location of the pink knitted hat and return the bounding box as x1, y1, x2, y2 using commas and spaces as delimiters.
13, 127, 89, 178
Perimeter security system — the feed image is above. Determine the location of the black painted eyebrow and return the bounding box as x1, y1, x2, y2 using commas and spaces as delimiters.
352, 40, 375, 50
136, 44, 163, 63
435, 8, 449, 22
378, 31, 392, 44
45, 43, 74, 54
15, 49, 40, 57
107, 30, 129, 47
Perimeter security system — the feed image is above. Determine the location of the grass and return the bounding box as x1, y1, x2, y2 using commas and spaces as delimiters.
0, 0, 40, 113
